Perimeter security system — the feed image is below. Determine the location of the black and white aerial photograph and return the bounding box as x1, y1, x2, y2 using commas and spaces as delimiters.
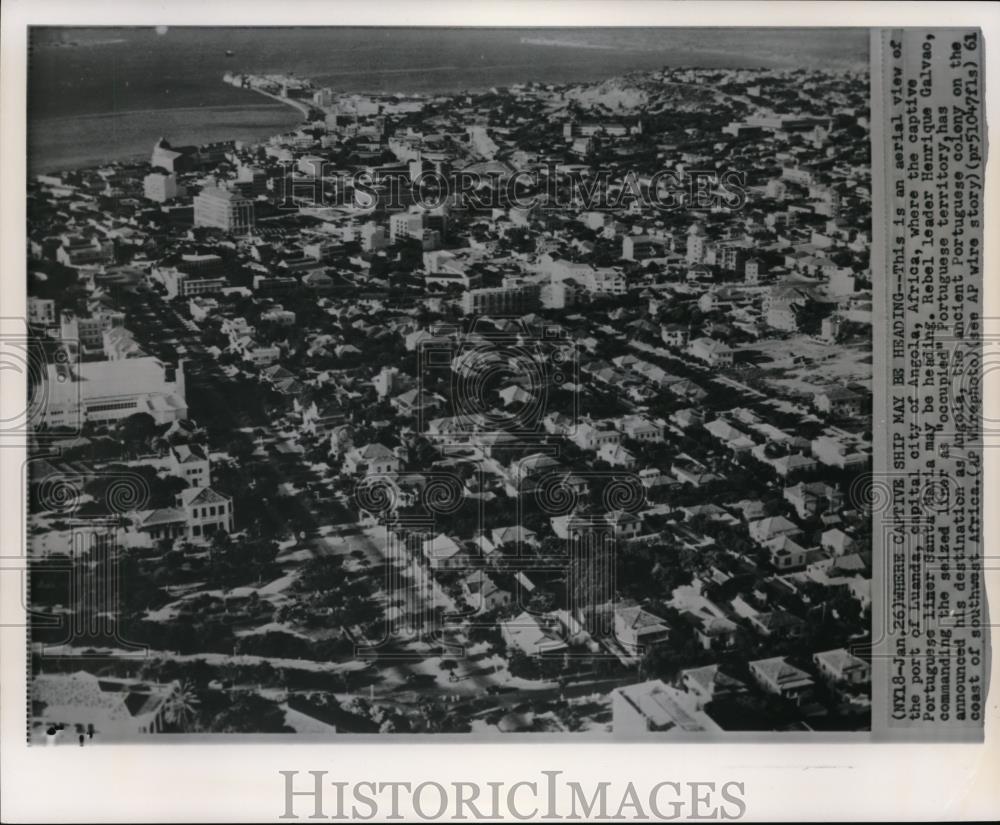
25, 24, 878, 740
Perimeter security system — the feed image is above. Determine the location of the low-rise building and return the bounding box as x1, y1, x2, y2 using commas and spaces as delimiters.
813, 649, 871, 685
813, 387, 864, 418
343, 443, 401, 476
748, 656, 815, 703
43, 356, 187, 428
169, 443, 211, 488
783, 481, 843, 519
687, 337, 734, 367
31, 671, 181, 740
134, 486, 233, 543
680, 665, 748, 709
612, 680, 722, 734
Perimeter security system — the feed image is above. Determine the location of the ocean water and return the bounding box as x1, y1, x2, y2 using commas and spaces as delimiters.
28, 27, 869, 173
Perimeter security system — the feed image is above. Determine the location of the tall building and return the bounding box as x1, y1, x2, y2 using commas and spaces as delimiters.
235, 165, 268, 197
28, 297, 56, 327
719, 245, 747, 273
143, 172, 182, 203
686, 222, 707, 264
60, 308, 125, 351
193, 186, 255, 234
622, 235, 658, 261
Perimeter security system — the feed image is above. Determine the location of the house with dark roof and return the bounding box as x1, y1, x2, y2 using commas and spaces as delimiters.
168, 443, 210, 487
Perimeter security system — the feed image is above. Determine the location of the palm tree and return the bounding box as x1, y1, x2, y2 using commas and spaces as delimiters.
164, 681, 201, 732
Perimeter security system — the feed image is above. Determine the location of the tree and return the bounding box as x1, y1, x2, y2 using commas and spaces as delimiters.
117, 412, 157, 453
210, 693, 292, 733
164, 681, 201, 731
439, 659, 459, 682
227, 433, 256, 464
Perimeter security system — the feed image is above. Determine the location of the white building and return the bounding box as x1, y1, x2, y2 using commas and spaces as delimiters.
687, 337, 734, 367
154, 266, 227, 299
143, 172, 182, 203
31, 672, 181, 740
193, 186, 255, 233
60, 308, 125, 351
134, 486, 234, 543
168, 444, 211, 488
612, 680, 721, 734
813, 649, 871, 685
42, 356, 187, 428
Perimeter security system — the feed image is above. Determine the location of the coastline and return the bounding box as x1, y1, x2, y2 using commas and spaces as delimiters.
244, 86, 311, 119
28, 100, 302, 175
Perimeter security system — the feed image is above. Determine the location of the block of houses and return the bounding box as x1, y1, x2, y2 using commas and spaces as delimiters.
813, 648, 871, 685
168, 443, 211, 488
748, 656, 815, 703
